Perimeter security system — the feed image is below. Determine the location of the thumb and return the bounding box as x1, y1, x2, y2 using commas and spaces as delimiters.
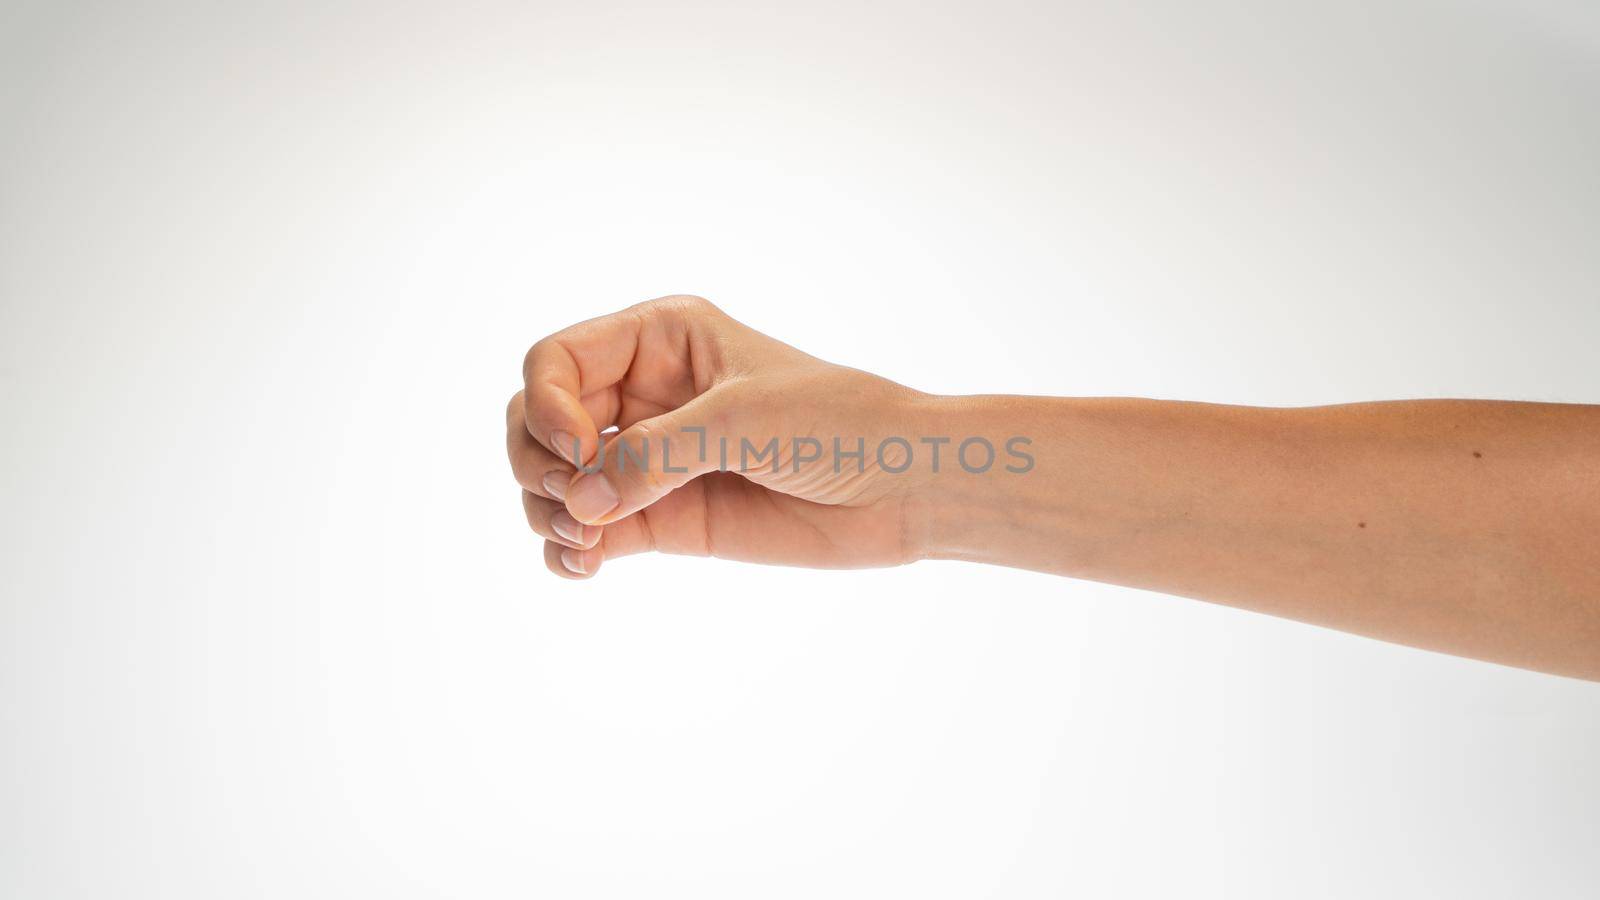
561, 386, 739, 525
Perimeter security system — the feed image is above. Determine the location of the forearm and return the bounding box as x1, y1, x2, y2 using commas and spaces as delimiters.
905, 396, 1600, 680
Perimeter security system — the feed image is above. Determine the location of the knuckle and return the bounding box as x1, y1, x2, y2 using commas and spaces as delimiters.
524, 494, 557, 533
678, 294, 721, 316
510, 454, 537, 491
644, 293, 717, 319
625, 421, 672, 494
524, 336, 559, 379
524, 383, 565, 434
703, 398, 734, 437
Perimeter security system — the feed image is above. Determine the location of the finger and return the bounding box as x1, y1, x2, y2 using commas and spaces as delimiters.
542, 513, 658, 579
579, 386, 625, 435
522, 491, 601, 550
508, 392, 576, 499
522, 296, 717, 468
563, 387, 734, 525
545, 539, 598, 579
598, 512, 656, 560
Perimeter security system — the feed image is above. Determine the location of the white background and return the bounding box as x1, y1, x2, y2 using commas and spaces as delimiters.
4, 1, 1599, 897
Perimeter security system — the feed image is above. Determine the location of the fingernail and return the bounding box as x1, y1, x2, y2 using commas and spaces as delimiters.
560, 548, 586, 575
551, 430, 581, 466
542, 471, 569, 500
566, 472, 619, 523
550, 510, 590, 546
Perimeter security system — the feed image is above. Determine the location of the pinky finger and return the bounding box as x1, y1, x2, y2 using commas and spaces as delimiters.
545, 539, 600, 579
542, 512, 659, 579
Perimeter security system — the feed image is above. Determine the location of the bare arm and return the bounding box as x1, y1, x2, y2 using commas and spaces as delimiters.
508, 297, 1600, 681
905, 396, 1600, 680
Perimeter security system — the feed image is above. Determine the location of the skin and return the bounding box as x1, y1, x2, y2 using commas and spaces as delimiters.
507, 295, 1600, 681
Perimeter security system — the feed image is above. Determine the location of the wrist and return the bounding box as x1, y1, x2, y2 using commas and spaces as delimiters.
896, 393, 1044, 564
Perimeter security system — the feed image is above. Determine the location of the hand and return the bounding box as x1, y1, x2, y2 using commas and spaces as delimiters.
507, 295, 935, 578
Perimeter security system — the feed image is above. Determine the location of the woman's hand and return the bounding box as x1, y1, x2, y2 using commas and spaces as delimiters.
507, 295, 937, 578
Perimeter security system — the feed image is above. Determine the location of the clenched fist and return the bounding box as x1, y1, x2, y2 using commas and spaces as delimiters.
506, 295, 1004, 578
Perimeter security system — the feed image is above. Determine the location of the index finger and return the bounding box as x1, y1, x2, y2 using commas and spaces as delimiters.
521, 306, 647, 466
